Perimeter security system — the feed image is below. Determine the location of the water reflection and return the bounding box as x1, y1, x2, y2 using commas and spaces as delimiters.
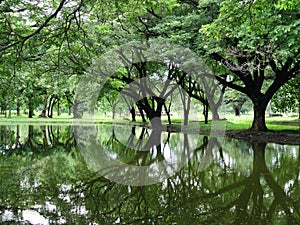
0, 125, 299, 224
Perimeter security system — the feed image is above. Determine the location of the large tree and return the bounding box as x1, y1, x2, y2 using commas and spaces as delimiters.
200, 0, 300, 130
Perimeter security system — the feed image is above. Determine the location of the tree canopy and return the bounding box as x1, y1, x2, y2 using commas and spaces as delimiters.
0, 0, 299, 130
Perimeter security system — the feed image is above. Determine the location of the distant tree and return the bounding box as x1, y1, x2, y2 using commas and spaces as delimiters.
272, 75, 300, 118
225, 89, 249, 116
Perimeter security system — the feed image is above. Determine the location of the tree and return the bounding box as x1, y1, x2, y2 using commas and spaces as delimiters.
272, 75, 300, 118
201, 0, 300, 130
225, 89, 250, 116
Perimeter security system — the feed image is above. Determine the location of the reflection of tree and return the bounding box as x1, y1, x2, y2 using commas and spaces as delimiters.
179, 142, 300, 224
77, 140, 300, 224
1, 125, 300, 224
76, 125, 204, 186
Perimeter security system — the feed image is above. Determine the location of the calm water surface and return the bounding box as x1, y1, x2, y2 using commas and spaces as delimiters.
0, 125, 299, 224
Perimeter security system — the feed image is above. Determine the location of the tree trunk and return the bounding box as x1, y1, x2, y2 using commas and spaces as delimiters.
57, 100, 60, 116
203, 103, 209, 124
137, 103, 146, 122
48, 99, 57, 118
234, 107, 241, 116
163, 103, 172, 125
211, 108, 220, 120
68, 105, 72, 115
180, 89, 190, 126
39, 97, 48, 118
47, 97, 53, 118
73, 100, 82, 118
147, 105, 163, 129
251, 101, 268, 131
28, 98, 34, 118
130, 106, 136, 122
112, 102, 117, 119
16, 102, 21, 116
7, 94, 12, 119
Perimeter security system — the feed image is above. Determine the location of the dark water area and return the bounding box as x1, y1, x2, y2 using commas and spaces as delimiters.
0, 125, 299, 224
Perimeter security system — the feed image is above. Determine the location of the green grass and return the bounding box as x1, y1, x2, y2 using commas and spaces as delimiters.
0, 112, 298, 131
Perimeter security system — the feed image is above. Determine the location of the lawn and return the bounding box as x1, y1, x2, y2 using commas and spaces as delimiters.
0, 112, 299, 131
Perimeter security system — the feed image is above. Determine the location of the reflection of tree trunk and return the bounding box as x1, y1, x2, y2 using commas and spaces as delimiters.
232, 142, 299, 224
143, 129, 162, 151
257, 142, 300, 224
48, 126, 54, 144
183, 133, 189, 169
28, 125, 34, 146
16, 125, 20, 147
40, 126, 48, 150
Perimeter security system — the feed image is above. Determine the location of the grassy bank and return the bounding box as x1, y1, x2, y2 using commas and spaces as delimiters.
0, 113, 298, 131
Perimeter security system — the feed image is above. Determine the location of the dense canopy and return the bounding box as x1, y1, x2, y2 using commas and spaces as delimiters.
0, 0, 299, 130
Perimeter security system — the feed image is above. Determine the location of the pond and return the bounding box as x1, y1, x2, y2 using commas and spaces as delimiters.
0, 124, 299, 224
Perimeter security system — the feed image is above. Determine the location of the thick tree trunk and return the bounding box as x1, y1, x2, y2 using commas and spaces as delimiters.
234, 107, 241, 116
251, 101, 268, 131
147, 106, 163, 129
73, 100, 83, 118
211, 108, 220, 120
150, 116, 162, 128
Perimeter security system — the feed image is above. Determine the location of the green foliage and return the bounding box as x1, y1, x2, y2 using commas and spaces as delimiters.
0, 0, 298, 129
272, 75, 300, 112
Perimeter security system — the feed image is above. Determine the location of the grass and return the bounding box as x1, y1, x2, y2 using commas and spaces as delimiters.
0, 112, 299, 131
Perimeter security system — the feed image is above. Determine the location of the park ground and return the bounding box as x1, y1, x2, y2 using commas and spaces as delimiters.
0, 112, 299, 145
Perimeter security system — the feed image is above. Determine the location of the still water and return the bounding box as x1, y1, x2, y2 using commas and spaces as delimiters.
0, 125, 299, 224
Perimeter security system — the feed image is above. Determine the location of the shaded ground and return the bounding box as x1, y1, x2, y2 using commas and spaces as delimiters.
225, 130, 300, 145
268, 120, 300, 126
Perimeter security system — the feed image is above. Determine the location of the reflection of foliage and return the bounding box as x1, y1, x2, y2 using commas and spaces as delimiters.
0, 125, 299, 224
